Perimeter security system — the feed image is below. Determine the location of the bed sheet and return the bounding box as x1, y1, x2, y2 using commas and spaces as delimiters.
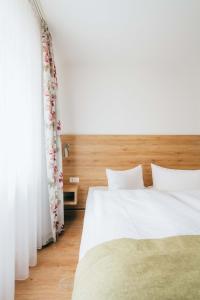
79, 187, 200, 259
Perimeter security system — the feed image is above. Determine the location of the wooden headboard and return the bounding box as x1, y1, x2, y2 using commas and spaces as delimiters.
61, 135, 200, 209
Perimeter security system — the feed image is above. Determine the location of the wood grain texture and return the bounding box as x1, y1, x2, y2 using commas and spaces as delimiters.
15, 210, 84, 300
61, 135, 200, 209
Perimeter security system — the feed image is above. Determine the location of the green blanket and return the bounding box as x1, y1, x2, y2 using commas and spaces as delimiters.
72, 236, 200, 300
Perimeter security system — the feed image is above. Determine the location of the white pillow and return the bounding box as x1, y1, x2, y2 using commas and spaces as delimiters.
106, 165, 144, 191
151, 164, 200, 191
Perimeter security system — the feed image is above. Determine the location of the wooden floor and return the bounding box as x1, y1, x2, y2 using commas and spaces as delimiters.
15, 210, 84, 300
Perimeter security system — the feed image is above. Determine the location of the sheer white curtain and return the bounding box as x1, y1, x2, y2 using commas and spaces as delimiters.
0, 0, 52, 299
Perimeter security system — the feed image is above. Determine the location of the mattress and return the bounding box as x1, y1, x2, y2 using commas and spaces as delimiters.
79, 187, 200, 260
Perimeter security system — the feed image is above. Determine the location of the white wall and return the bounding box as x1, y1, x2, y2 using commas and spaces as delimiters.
49, 0, 200, 134
58, 62, 200, 134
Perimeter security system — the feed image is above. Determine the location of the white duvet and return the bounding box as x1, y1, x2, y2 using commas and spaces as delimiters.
79, 187, 200, 260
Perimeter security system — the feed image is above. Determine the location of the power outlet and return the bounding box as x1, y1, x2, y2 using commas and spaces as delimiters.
69, 177, 79, 184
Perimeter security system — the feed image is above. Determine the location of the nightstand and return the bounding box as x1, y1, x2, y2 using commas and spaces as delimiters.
63, 184, 78, 206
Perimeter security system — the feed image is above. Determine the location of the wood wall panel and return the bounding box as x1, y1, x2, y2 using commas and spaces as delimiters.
61, 135, 200, 209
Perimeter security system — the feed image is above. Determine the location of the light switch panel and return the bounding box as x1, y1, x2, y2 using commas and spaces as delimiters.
69, 177, 80, 183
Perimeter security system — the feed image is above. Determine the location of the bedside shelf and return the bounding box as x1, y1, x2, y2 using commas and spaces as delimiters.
63, 184, 78, 206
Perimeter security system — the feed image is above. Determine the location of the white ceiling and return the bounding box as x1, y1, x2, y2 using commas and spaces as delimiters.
41, 0, 200, 65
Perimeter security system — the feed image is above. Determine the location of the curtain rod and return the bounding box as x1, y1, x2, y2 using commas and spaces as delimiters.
31, 0, 46, 21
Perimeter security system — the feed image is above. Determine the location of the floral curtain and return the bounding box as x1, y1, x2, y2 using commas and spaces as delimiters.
41, 20, 64, 241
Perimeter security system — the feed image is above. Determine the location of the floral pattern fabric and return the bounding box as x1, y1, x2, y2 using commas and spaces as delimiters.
41, 20, 64, 241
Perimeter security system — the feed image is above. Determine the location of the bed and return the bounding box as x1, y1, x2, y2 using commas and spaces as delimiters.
72, 187, 200, 300
62, 135, 200, 299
